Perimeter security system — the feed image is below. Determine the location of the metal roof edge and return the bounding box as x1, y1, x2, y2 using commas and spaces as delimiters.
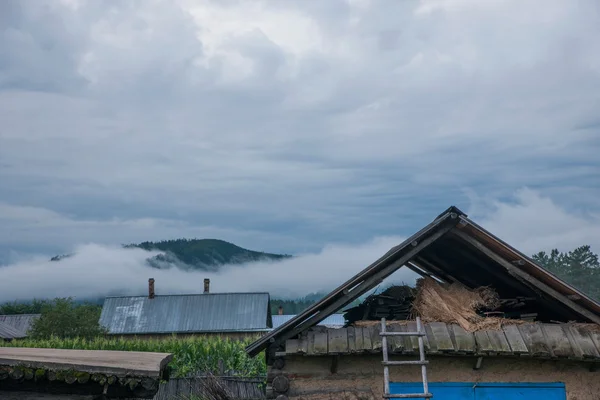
0, 314, 41, 317
104, 292, 271, 299
107, 328, 271, 335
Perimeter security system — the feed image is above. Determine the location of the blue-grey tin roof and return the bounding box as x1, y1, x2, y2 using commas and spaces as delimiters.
272, 314, 345, 330
99, 292, 272, 335
0, 321, 26, 340
0, 314, 40, 337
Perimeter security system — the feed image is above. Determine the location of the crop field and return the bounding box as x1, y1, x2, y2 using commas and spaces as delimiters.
0, 335, 266, 378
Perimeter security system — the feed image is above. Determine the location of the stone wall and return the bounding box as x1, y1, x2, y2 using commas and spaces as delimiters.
269, 354, 599, 400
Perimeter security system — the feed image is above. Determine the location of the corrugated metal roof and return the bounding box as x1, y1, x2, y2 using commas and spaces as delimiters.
0, 321, 26, 340
272, 314, 345, 329
100, 292, 271, 335
0, 314, 40, 336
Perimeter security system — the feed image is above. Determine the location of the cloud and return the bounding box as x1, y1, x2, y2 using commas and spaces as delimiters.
470, 188, 600, 255
0, 0, 599, 258
0, 188, 598, 303
0, 236, 413, 303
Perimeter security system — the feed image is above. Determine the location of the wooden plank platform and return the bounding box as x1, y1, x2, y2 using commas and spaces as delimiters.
0, 348, 172, 378
285, 322, 600, 361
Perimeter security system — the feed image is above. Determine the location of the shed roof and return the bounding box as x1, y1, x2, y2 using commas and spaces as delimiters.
100, 292, 272, 335
0, 347, 172, 398
0, 322, 25, 340
247, 206, 600, 357
284, 322, 600, 361
0, 314, 40, 337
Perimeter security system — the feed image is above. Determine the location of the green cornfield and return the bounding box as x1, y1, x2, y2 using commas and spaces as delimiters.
0, 336, 266, 378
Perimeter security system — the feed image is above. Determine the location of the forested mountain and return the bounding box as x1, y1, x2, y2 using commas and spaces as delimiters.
124, 238, 292, 271
51, 238, 291, 271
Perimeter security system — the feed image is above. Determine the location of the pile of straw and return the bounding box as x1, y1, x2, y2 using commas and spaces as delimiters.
412, 277, 519, 332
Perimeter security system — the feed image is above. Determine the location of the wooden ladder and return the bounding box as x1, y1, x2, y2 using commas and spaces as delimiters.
380, 317, 433, 399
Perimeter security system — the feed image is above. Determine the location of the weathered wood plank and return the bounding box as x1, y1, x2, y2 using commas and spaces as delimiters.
449, 324, 475, 354
328, 328, 349, 354
400, 321, 420, 353
0, 348, 172, 379
474, 330, 495, 354
370, 325, 383, 352
386, 324, 404, 353
361, 327, 372, 352
312, 331, 328, 355
353, 327, 365, 351
567, 326, 600, 359
297, 335, 308, 354
541, 324, 575, 358
306, 331, 316, 355
502, 325, 528, 354
423, 324, 438, 353
486, 329, 512, 354
428, 322, 454, 352
347, 327, 357, 353
518, 324, 551, 357
285, 339, 299, 354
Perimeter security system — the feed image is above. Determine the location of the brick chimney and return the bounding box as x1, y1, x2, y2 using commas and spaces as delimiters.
148, 278, 155, 299
278, 305, 283, 315
204, 278, 210, 294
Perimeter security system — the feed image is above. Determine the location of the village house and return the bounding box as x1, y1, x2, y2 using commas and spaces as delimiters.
0, 314, 40, 341
99, 278, 272, 339
246, 206, 600, 400
0, 347, 172, 399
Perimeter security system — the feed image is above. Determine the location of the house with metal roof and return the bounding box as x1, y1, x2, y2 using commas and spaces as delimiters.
99, 279, 272, 339
246, 206, 600, 400
0, 321, 26, 341
0, 314, 40, 341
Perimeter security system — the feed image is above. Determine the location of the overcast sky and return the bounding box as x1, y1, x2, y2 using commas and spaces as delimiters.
1, 0, 599, 270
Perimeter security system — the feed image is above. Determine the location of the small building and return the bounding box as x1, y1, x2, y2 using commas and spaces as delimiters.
100, 278, 272, 339
246, 206, 600, 400
0, 314, 40, 341
0, 347, 172, 399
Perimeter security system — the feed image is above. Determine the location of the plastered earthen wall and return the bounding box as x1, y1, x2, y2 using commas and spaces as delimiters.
281, 354, 599, 400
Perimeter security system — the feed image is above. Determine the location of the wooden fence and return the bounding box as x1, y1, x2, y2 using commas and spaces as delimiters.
151, 376, 266, 400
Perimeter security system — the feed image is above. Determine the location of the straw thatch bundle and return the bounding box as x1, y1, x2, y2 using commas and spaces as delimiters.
412, 277, 523, 331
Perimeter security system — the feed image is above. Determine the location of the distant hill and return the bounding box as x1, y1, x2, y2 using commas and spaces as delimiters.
51, 238, 292, 272
125, 238, 292, 271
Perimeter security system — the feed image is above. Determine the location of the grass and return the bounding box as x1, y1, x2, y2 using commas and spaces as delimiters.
0, 335, 266, 378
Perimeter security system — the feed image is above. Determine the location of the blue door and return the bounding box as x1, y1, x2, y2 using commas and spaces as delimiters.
474, 383, 567, 400
390, 383, 474, 399
390, 382, 566, 399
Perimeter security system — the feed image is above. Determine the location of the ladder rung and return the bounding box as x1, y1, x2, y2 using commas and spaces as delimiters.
382, 360, 428, 366
384, 393, 433, 398
380, 332, 426, 337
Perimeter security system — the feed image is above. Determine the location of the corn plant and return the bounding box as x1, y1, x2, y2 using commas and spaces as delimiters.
0, 335, 266, 378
